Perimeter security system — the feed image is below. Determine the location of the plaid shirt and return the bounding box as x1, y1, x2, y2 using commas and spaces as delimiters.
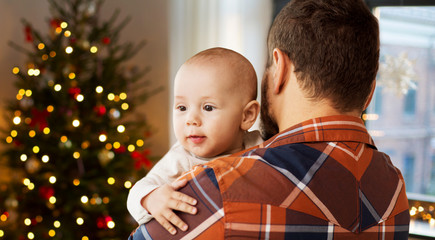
129, 115, 410, 240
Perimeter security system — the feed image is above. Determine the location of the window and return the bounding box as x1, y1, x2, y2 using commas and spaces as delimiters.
364, 4, 435, 238
403, 88, 417, 116
403, 154, 415, 192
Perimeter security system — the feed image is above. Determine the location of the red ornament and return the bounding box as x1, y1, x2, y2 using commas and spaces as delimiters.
131, 149, 152, 170
114, 145, 126, 154
39, 186, 54, 200
97, 216, 106, 229
70, 38, 77, 45
97, 215, 113, 229
50, 19, 61, 29
29, 108, 50, 131
94, 105, 107, 116
13, 139, 23, 147
68, 87, 81, 99
25, 25, 33, 42
102, 37, 111, 45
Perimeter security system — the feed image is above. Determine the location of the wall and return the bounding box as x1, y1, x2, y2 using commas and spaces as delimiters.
0, 0, 170, 160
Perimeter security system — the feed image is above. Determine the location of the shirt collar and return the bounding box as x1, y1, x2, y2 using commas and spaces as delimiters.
262, 115, 376, 149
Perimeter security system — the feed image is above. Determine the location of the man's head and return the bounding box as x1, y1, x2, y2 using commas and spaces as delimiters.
173, 47, 259, 158
261, 0, 379, 139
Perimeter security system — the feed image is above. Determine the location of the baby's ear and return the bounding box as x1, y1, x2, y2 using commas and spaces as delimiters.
241, 100, 260, 131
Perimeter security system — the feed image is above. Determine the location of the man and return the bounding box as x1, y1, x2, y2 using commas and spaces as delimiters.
130, 0, 410, 239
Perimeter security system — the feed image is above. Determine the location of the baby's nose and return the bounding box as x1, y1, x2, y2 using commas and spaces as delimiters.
186, 112, 201, 126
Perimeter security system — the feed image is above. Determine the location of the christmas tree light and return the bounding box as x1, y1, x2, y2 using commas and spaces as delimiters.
0, 0, 157, 239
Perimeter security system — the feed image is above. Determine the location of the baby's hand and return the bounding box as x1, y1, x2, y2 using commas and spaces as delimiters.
142, 179, 197, 235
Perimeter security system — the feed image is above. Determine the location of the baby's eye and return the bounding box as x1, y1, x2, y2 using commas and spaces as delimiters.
203, 105, 215, 111
177, 105, 187, 111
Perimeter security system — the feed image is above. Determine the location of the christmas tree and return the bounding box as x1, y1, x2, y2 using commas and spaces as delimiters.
0, 0, 158, 239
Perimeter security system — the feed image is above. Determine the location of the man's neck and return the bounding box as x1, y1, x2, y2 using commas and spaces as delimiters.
277, 98, 362, 132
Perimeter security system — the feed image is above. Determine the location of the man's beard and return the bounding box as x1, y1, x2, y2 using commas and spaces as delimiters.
260, 72, 279, 140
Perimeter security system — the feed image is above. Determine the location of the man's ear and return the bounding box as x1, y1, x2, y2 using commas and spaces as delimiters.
272, 48, 290, 94
241, 100, 260, 131
363, 80, 376, 111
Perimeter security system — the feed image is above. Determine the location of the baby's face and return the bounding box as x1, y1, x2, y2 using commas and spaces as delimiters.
173, 63, 246, 158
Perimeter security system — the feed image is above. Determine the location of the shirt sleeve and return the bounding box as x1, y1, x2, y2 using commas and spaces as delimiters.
126, 142, 193, 225
132, 165, 225, 239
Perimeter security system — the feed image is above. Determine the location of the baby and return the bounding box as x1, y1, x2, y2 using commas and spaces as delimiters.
127, 47, 263, 235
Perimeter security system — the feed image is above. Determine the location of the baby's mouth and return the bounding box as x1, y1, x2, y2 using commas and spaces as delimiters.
188, 135, 206, 144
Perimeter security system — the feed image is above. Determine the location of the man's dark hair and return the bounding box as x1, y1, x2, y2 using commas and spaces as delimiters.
267, 0, 379, 112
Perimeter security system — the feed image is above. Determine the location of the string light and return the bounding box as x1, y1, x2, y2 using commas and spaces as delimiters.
76, 217, 84, 225
0, 230, 3, 237
23, 178, 31, 186
27, 232, 35, 239
107, 220, 115, 229
12, 67, 20, 74
13, 116, 21, 125
54, 221, 61, 228
124, 181, 132, 189
99, 134, 107, 142
128, 145, 135, 152
60, 22, 68, 29
73, 152, 80, 159
64, 30, 71, 37
38, 43, 45, 50
81, 196, 89, 204
65, 46, 73, 54
0, 213, 8, 222
49, 176, 57, 184
28, 183, 35, 190
20, 154, 28, 162
68, 72, 76, 79
96, 86, 103, 93
49, 51, 56, 58
32, 146, 40, 153
54, 84, 62, 92
24, 218, 32, 226
49, 196, 56, 204
5, 136, 13, 144
76, 94, 84, 102
90, 46, 98, 53
60, 136, 68, 143
107, 93, 115, 101
136, 139, 144, 147
11, 130, 17, 137
72, 119, 80, 127
47, 105, 54, 112
82, 236, 89, 240
48, 229, 56, 237
113, 142, 120, 149
107, 177, 115, 185
73, 179, 80, 186
117, 125, 125, 133
81, 141, 90, 149
42, 54, 49, 61
25, 90, 32, 97
29, 130, 36, 138
42, 155, 49, 163
43, 127, 51, 135
119, 92, 127, 100
121, 103, 129, 110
